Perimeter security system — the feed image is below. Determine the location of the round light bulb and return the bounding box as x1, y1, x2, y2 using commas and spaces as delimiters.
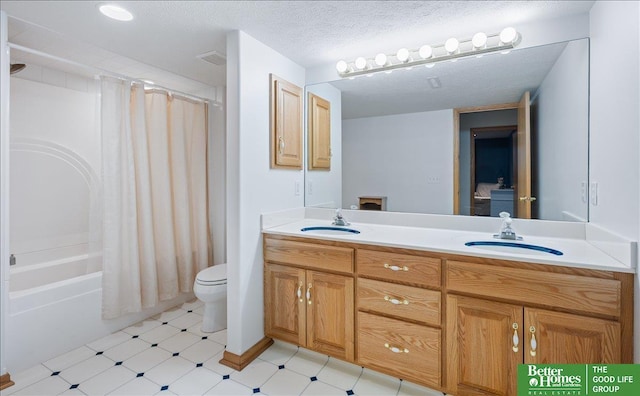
500, 27, 518, 44
419, 45, 433, 59
99, 4, 134, 21
445, 38, 459, 54
472, 32, 487, 49
336, 60, 348, 73
355, 57, 368, 70
374, 53, 388, 67
396, 48, 410, 63
425, 63, 435, 68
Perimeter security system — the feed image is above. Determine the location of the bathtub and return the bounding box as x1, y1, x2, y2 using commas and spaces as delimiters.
7, 253, 193, 373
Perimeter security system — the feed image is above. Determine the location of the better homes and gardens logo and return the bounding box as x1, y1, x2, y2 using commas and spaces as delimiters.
518, 364, 640, 395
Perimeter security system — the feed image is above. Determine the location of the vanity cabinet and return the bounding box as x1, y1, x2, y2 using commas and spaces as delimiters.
446, 260, 626, 395
264, 237, 355, 361
262, 234, 634, 395
356, 249, 443, 388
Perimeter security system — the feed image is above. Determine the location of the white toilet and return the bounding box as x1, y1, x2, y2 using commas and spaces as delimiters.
193, 263, 227, 333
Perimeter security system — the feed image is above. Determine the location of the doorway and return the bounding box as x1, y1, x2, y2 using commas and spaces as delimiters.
470, 126, 516, 216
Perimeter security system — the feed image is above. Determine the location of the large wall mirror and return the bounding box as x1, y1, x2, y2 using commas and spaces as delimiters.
304, 38, 589, 222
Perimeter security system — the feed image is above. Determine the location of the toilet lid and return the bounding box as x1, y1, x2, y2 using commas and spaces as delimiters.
196, 264, 227, 285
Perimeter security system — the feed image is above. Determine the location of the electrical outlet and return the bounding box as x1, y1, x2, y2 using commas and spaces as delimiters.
590, 181, 598, 206
307, 180, 313, 195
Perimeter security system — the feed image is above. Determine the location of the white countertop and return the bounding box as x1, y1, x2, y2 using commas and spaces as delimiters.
262, 218, 635, 273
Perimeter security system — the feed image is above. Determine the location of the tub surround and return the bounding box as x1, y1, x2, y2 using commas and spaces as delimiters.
262, 208, 636, 273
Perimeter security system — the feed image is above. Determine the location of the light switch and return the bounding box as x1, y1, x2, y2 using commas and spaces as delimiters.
307, 180, 313, 195
294, 181, 301, 196
581, 181, 588, 203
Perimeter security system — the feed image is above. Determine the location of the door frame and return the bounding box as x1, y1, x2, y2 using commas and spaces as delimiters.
453, 102, 518, 214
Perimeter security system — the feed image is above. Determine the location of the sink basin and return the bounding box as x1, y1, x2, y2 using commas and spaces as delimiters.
300, 226, 361, 235
464, 241, 563, 256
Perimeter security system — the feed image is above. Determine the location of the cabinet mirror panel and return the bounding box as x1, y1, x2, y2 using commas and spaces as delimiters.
304, 39, 589, 221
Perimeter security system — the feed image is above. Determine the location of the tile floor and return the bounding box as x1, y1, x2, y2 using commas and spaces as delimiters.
2, 299, 444, 396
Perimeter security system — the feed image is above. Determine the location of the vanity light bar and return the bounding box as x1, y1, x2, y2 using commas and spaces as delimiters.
336, 27, 521, 78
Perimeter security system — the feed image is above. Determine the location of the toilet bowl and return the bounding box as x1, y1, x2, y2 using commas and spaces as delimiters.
193, 263, 227, 333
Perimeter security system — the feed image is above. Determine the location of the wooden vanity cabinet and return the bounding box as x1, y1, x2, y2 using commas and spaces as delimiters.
264, 237, 355, 361
445, 259, 629, 396
356, 249, 443, 389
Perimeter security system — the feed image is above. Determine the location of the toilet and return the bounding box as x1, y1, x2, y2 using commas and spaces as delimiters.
193, 263, 227, 333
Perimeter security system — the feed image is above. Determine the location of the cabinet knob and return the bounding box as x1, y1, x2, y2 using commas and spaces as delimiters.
297, 282, 303, 303
278, 136, 285, 154
512, 323, 519, 353
306, 283, 312, 305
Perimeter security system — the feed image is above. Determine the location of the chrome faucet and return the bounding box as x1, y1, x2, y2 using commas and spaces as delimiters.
332, 209, 350, 226
494, 212, 521, 240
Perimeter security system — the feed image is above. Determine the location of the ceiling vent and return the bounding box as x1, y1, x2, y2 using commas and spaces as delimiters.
197, 50, 226, 66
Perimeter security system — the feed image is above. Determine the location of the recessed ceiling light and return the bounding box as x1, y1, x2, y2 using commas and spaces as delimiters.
99, 4, 134, 21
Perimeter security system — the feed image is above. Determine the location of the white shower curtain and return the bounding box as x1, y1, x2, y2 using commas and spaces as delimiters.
101, 77, 211, 319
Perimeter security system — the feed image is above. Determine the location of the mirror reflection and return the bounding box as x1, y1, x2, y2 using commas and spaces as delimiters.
305, 39, 589, 222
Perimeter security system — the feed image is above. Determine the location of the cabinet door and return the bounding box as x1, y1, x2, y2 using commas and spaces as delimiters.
307, 271, 354, 361
270, 74, 302, 169
307, 93, 331, 170
524, 308, 621, 364
264, 264, 306, 346
446, 295, 522, 396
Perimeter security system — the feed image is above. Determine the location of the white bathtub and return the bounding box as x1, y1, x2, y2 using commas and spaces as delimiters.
7, 254, 193, 373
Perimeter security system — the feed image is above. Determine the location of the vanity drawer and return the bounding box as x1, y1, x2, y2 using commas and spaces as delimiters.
357, 250, 441, 288
264, 238, 354, 274
446, 260, 622, 317
357, 311, 441, 388
358, 278, 440, 326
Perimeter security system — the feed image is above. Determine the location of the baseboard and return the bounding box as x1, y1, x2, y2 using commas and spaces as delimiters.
0, 373, 15, 390
219, 337, 274, 371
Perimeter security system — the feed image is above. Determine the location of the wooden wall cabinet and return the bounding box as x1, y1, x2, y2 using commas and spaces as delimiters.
270, 74, 302, 169
264, 237, 355, 361
307, 93, 331, 170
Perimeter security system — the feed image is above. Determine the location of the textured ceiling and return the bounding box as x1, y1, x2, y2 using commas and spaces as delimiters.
1, 0, 595, 90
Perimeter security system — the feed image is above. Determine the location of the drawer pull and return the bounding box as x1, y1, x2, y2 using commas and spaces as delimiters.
529, 326, 537, 357
384, 263, 409, 272
297, 282, 303, 303
306, 283, 312, 305
384, 295, 409, 305
384, 343, 409, 354
512, 323, 519, 353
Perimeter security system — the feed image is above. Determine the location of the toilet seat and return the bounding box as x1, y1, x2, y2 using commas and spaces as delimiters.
196, 264, 227, 286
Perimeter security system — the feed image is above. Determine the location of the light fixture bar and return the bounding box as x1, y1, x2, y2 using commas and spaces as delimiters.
336, 28, 520, 78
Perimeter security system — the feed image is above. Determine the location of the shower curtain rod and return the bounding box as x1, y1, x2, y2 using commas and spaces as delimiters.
7, 42, 219, 106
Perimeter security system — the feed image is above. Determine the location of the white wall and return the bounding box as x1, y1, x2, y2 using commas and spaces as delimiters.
226, 30, 305, 355
459, 110, 518, 215
1, 10, 10, 379
305, 83, 342, 209
589, 0, 640, 363
535, 39, 589, 222
342, 110, 453, 214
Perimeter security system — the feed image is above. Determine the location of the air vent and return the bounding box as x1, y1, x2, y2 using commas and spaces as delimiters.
197, 50, 226, 66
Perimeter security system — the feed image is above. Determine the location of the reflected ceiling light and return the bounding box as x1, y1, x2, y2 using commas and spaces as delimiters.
99, 4, 134, 21
335, 27, 521, 78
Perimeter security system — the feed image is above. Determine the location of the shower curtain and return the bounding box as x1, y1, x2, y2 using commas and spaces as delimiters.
101, 77, 211, 319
